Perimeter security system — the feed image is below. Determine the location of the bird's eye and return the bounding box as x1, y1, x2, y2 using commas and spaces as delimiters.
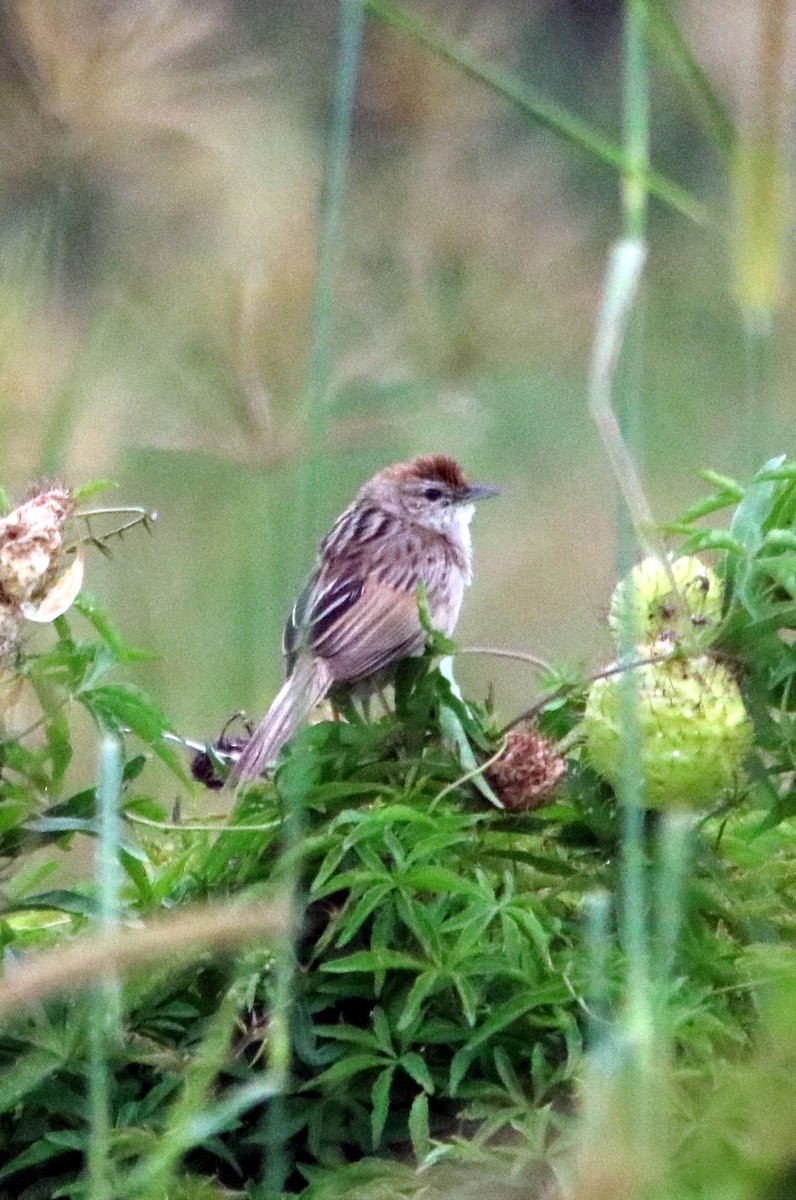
423, 486, 443, 501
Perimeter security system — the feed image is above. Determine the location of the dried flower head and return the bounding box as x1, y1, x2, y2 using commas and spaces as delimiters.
0, 486, 74, 604
486, 728, 566, 813
0, 485, 83, 663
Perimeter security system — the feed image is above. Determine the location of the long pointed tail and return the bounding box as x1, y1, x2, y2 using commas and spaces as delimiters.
231, 656, 333, 785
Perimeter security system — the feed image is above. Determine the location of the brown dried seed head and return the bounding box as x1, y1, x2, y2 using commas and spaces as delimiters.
486, 728, 566, 813
0, 487, 74, 604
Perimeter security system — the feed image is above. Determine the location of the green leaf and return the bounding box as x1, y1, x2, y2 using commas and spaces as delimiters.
307, 1054, 387, 1091
4, 889, 101, 918
371, 1066, 395, 1148
120, 848, 154, 903
336, 885, 394, 947
79, 683, 186, 779
697, 469, 744, 495
371, 1007, 394, 1056
0, 1134, 75, 1182
400, 866, 484, 898
407, 1091, 431, 1161
73, 479, 117, 502
731, 456, 784, 553
453, 974, 480, 1027
400, 1051, 435, 1093
44, 711, 72, 791
397, 970, 444, 1031
449, 992, 542, 1093
320, 950, 423, 973
671, 492, 744, 525
0, 1048, 65, 1111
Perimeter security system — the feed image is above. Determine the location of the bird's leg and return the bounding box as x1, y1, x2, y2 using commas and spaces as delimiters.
330, 692, 362, 725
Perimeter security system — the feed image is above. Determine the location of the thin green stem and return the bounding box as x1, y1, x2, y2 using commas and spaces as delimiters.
298, 0, 365, 543
654, 813, 694, 992
645, 0, 736, 162
584, 890, 612, 1046
623, 0, 650, 237
364, 0, 708, 224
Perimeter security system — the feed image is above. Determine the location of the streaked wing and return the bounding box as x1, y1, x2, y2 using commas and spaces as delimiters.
309, 576, 424, 681
282, 502, 443, 683
284, 574, 364, 669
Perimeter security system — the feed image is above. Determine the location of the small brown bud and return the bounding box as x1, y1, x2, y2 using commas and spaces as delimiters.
486, 728, 566, 812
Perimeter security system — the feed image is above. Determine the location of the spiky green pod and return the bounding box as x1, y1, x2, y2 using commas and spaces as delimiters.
584, 652, 752, 810
609, 555, 723, 649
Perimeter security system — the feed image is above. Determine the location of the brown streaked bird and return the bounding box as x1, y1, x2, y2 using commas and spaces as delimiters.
231, 454, 498, 784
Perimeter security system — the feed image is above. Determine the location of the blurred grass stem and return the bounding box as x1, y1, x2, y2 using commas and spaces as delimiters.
734, 0, 789, 468
87, 737, 124, 1200
298, 0, 364, 542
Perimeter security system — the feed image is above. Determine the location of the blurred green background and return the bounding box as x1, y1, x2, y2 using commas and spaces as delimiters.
0, 0, 791, 764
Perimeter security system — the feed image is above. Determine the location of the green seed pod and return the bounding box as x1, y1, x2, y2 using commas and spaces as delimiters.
609, 556, 723, 649
584, 653, 752, 810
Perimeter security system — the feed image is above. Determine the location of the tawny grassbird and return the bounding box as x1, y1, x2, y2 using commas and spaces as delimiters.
232, 454, 497, 783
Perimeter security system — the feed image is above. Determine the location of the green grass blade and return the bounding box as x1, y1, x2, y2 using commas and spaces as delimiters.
645, 0, 736, 161
364, 0, 708, 224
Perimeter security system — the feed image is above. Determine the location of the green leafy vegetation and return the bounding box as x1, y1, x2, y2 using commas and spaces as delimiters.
0, 464, 796, 1196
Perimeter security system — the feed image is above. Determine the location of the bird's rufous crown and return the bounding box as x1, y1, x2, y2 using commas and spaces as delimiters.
388, 454, 468, 490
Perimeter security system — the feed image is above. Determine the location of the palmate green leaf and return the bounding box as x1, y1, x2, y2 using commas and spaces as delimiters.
372, 1007, 394, 1057
364, 0, 707, 224
506, 906, 554, 968
0, 798, 31, 833
453, 973, 480, 1028
394, 890, 443, 961
311, 1023, 383, 1050
21, 815, 147, 861
449, 991, 556, 1094
40, 705, 72, 792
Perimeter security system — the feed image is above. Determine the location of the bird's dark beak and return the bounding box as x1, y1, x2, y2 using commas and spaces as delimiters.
460, 483, 499, 503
